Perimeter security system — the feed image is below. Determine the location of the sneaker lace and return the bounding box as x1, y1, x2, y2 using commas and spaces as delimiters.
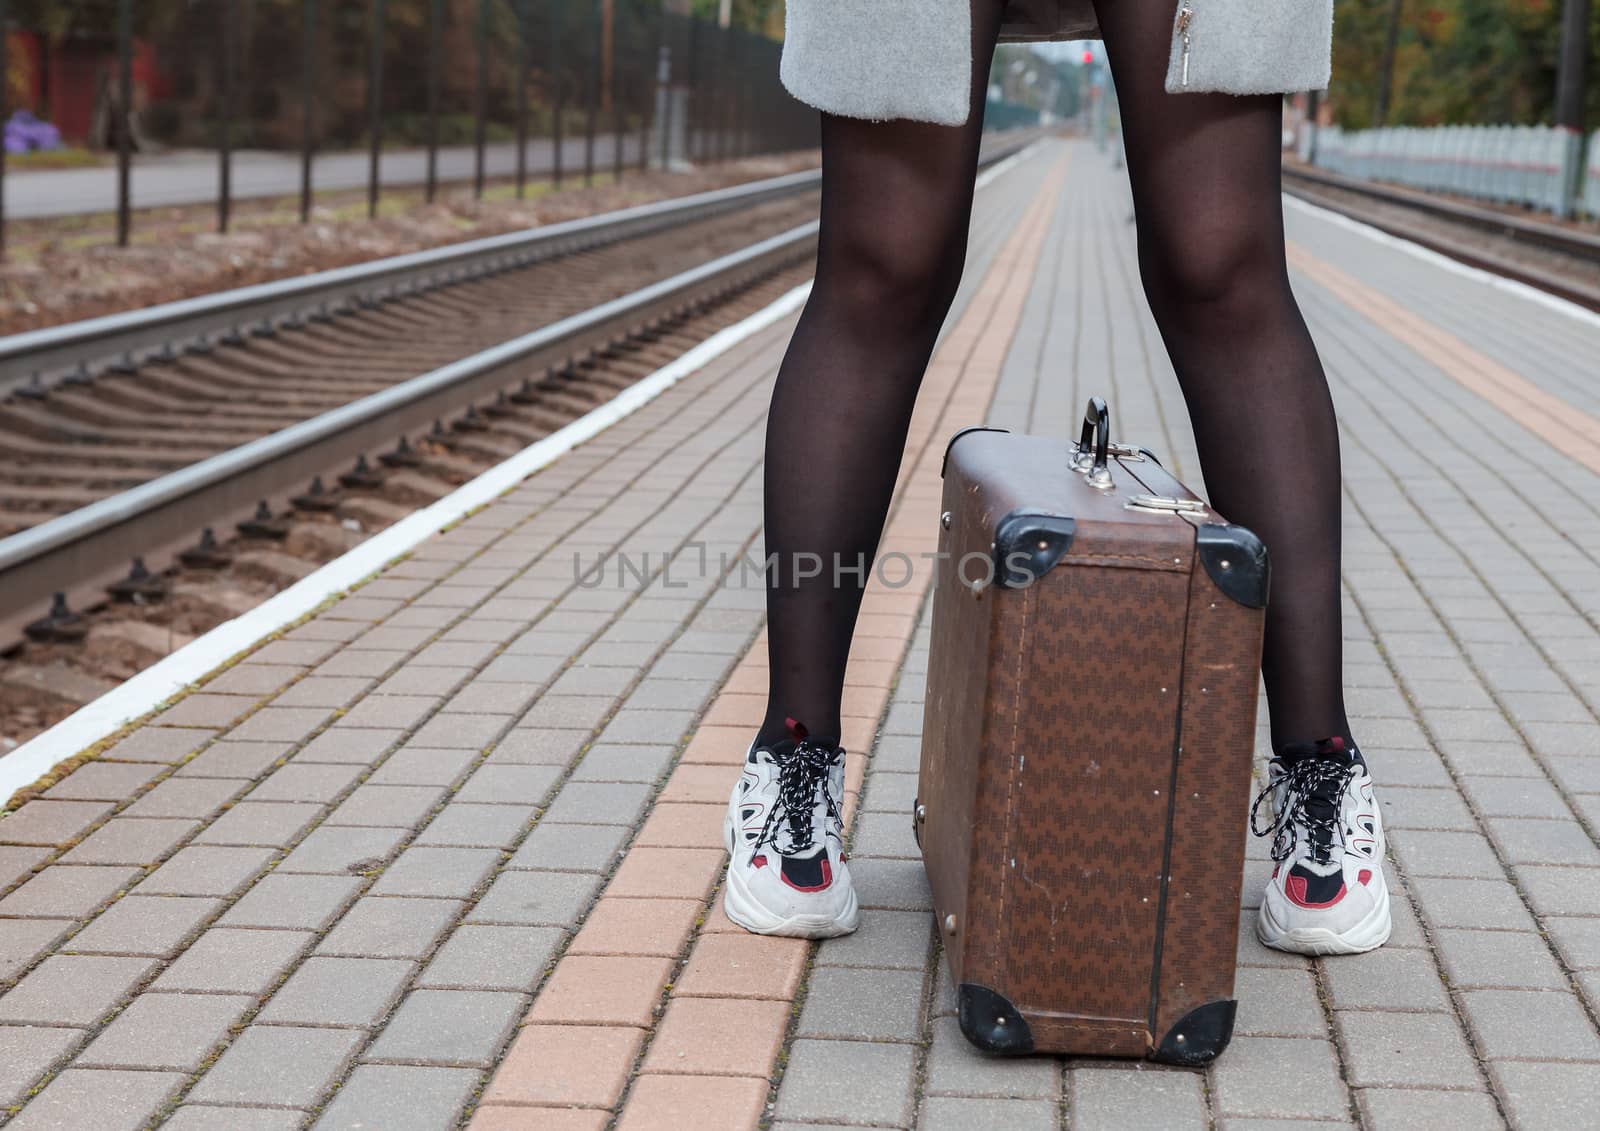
1249, 741, 1359, 866
751, 719, 843, 859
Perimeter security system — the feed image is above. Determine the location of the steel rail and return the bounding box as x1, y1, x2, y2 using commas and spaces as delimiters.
0, 220, 818, 625
1283, 163, 1600, 265
0, 167, 824, 397
1283, 163, 1600, 312
0, 132, 1039, 631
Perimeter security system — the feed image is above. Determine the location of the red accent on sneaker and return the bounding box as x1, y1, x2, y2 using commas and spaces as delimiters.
1358, 869, 1373, 886
751, 855, 768, 869
781, 855, 833, 893
1272, 864, 1280, 879
1285, 873, 1347, 909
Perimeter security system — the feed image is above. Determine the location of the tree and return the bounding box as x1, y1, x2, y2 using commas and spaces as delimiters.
10, 0, 186, 41
1330, 0, 1600, 128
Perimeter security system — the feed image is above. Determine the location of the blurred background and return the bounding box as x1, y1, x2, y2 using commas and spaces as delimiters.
0, 0, 1595, 251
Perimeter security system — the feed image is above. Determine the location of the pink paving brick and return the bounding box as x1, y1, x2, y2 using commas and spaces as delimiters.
718, 667, 766, 696
847, 637, 905, 664
479, 1025, 645, 1109
641, 996, 790, 1077
843, 659, 899, 690
568, 898, 703, 958
656, 765, 736, 804
854, 613, 916, 639
697, 694, 766, 729
840, 686, 888, 719
678, 727, 752, 767
607, 847, 726, 902
616, 1074, 768, 1131
634, 803, 724, 848
675, 932, 808, 1000
469, 1106, 609, 1131
696, 899, 745, 934
526, 955, 675, 1027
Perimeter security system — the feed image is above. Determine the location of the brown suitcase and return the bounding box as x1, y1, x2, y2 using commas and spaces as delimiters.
914, 397, 1268, 1065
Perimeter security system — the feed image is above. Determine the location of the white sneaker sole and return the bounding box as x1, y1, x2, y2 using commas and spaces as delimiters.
1256, 874, 1392, 956
721, 809, 859, 939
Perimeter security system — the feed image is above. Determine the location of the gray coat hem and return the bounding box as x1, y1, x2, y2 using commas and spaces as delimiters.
780, 0, 1334, 127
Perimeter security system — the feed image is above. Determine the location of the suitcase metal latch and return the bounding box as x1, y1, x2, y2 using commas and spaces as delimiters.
912, 801, 926, 848
1126, 493, 1209, 518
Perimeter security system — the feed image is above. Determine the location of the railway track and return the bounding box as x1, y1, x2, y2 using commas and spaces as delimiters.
0, 135, 1038, 749
1283, 162, 1600, 311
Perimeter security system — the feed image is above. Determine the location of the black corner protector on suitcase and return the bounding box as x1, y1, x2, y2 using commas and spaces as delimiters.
957, 984, 1036, 1054
1152, 999, 1237, 1066
994, 510, 1076, 587
940, 426, 1011, 478
1195, 524, 1270, 609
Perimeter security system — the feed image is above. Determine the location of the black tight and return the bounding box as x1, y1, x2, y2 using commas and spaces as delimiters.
758, 0, 1354, 757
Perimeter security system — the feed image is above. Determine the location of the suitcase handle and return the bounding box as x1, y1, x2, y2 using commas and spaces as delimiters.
1071, 396, 1114, 490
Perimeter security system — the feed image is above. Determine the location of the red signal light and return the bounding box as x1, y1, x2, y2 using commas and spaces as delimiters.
1082, 49, 1094, 65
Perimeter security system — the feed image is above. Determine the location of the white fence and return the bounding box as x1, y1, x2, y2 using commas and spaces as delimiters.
1586, 132, 1600, 220
1307, 123, 1600, 220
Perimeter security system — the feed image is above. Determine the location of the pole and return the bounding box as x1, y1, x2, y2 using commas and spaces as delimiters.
1305, 88, 1321, 166
711, 20, 724, 162
684, 13, 697, 162
218, 0, 236, 232
601, 0, 614, 116
474, 0, 488, 198
552, 0, 565, 187
612, 1, 624, 181
654, 11, 671, 170
1374, 0, 1403, 128
426, 0, 441, 203
368, 0, 385, 219
116, 0, 134, 246
1555, 0, 1591, 218
300, 0, 316, 222
731, 28, 744, 158
516, 0, 530, 196
584, 0, 599, 185
1, 0, 10, 260
640, 5, 657, 171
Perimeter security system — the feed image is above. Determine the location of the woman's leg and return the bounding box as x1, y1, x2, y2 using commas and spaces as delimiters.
1093, 0, 1352, 756
1095, 1, 1390, 954
756, 2, 1007, 749
724, 2, 1007, 938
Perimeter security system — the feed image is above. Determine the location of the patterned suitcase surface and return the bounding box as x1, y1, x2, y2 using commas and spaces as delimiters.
915, 398, 1267, 1064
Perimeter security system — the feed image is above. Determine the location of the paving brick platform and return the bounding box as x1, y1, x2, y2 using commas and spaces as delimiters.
2, 137, 1598, 1130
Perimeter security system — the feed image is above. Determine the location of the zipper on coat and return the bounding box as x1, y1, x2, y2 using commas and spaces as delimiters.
1175, 2, 1194, 88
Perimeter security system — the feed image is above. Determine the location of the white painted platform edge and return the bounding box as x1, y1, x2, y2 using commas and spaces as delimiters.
0, 140, 1041, 806
0, 284, 817, 805
1285, 193, 1600, 333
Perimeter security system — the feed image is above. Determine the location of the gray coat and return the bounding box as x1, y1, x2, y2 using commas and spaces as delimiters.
779, 0, 1335, 127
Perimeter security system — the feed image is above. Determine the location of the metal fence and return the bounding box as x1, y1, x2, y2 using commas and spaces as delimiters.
1307, 123, 1600, 220
0, 0, 818, 253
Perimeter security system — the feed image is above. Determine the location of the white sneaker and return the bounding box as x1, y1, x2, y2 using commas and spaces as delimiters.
722, 718, 859, 938
1253, 737, 1391, 956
